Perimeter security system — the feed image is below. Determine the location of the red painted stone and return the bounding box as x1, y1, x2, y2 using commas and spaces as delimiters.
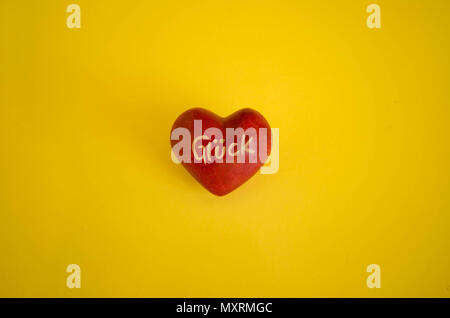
170, 108, 272, 196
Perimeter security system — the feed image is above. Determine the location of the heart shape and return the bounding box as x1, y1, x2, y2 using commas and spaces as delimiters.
170, 108, 272, 196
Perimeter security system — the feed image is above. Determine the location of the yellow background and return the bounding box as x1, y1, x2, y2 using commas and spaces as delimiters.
1, 0, 449, 297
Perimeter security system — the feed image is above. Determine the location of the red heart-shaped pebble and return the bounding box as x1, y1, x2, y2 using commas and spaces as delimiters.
170, 108, 272, 196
